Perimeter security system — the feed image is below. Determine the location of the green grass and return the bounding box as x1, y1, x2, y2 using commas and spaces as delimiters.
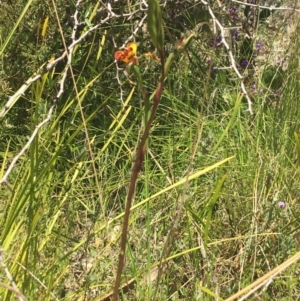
0, 1, 300, 300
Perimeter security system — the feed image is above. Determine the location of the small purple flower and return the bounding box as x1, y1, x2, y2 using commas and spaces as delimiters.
256, 41, 263, 51
209, 36, 222, 47
278, 201, 285, 208
212, 66, 218, 71
232, 29, 240, 41
229, 7, 236, 14
232, 29, 238, 37
240, 59, 249, 68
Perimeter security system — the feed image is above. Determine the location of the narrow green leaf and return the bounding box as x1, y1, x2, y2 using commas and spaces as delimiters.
204, 174, 227, 246
294, 132, 300, 167
213, 93, 242, 151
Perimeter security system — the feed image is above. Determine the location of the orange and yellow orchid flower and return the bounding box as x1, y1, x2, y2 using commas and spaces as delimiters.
114, 42, 138, 65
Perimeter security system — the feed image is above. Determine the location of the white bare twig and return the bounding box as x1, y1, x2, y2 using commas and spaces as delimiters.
202, 0, 254, 114
231, 0, 300, 13
0, 100, 57, 186
124, 14, 147, 46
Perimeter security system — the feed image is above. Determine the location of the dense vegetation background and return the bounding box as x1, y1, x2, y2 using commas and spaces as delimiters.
1, 0, 300, 300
